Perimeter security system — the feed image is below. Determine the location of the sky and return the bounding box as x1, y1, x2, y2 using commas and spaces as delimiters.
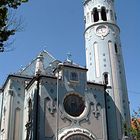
0, 0, 140, 114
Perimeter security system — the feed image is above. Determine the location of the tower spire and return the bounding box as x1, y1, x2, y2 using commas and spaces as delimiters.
84, 0, 130, 139
35, 53, 45, 75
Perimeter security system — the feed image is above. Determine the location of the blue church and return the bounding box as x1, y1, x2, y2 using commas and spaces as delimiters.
0, 0, 130, 140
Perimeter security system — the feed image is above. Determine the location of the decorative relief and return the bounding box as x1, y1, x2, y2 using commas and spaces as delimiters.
25, 99, 32, 140
90, 101, 101, 119
109, 25, 119, 37
84, 0, 92, 5
95, 25, 109, 39
104, 0, 113, 6
59, 93, 90, 125
8, 89, 14, 96
107, 0, 113, 5
59, 106, 72, 123
59, 128, 96, 140
93, 103, 101, 118
46, 97, 56, 114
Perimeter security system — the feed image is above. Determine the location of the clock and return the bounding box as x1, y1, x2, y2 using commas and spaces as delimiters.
95, 25, 109, 39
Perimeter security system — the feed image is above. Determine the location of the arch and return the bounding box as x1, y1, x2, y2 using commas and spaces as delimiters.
101, 7, 107, 21
114, 43, 118, 54
93, 8, 99, 22
103, 72, 109, 85
103, 72, 111, 86
65, 134, 93, 140
59, 128, 96, 140
28, 98, 32, 122
13, 108, 21, 140
110, 10, 114, 21
86, 12, 90, 23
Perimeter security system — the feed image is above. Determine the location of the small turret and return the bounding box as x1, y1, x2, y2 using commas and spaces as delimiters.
35, 53, 45, 75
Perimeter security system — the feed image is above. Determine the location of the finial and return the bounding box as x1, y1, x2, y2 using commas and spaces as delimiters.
35, 53, 45, 75
66, 52, 73, 63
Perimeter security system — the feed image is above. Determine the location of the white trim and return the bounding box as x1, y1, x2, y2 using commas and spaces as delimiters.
59, 127, 96, 140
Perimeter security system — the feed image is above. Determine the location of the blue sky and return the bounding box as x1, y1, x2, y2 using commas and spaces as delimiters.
0, 0, 140, 113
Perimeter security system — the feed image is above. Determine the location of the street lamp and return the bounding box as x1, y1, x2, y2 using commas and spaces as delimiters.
56, 63, 63, 140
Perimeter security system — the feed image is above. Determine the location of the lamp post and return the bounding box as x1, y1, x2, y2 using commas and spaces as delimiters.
56, 63, 63, 140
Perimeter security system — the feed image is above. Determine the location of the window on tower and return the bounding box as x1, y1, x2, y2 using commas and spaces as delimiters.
115, 43, 118, 54
93, 8, 99, 22
28, 99, 32, 122
103, 73, 111, 87
84, 16, 86, 23
86, 12, 90, 23
110, 10, 114, 21
104, 73, 108, 85
101, 7, 107, 21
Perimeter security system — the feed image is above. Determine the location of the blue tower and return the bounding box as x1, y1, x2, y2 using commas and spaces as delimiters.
84, 0, 130, 139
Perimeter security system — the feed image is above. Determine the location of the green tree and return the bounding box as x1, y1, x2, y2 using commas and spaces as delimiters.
0, 0, 28, 52
131, 107, 140, 140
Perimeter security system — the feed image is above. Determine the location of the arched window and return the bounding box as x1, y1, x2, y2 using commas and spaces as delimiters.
110, 10, 114, 21
28, 99, 32, 122
115, 13, 117, 21
86, 12, 90, 23
84, 16, 86, 23
104, 73, 108, 85
115, 43, 118, 54
25, 99, 32, 140
93, 8, 99, 22
70, 72, 78, 81
103, 72, 111, 86
101, 7, 107, 21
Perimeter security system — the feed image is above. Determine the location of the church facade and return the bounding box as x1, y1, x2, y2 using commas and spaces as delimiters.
0, 0, 130, 140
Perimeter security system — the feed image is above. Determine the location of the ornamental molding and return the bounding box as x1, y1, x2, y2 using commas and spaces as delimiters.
58, 127, 96, 140
45, 96, 56, 114
104, 0, 113, 5
8, 89, 14, 96
59, 92, 90, 124
95, 25, 109, 39
84, 0, 92, 5
92, 102, 102, 118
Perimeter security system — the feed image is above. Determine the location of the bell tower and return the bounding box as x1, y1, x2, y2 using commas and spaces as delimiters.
84, 0, 130, 139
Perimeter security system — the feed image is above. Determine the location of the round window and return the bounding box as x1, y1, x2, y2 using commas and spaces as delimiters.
63, 94, 85, 117
65, 134, 92, 140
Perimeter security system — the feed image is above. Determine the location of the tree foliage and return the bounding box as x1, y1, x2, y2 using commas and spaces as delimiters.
131, 107, 140, 140
0, 0, 28, 52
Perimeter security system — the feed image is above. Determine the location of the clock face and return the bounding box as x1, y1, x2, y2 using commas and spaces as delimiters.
63, 94, 85, 117
95, 25, 109, 39
96, 26, 107, 34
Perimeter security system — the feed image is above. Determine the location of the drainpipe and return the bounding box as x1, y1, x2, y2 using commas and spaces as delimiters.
104, 85, 110, 140
0, 91, 4, 132
56, 63, 63, 140
56, 73, 59, 140
34, 75, 40, 140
